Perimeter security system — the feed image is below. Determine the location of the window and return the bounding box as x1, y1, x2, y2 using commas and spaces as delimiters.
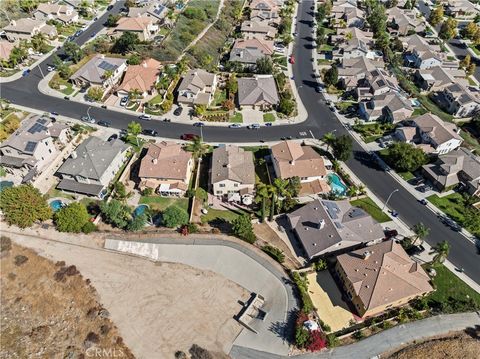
234, 183, 238, 187
219, 183, 225, 187
216, 191, 223, 195
48, 149, 52, 153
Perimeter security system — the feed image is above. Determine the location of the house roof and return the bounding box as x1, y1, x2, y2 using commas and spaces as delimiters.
57, 178, 105, 196
4, 18, 49, 34
299, 179, 331, 195
338, 57, 384, 78
250, 0, 279, 11
138, 141, 192, 181
118, 59, 160, 93
0, 115, 53, 154
56, 137, 129, 180
337, 241, 433, 311
116, 16, 154, 31
413, 113, 462, 145
287, 199, 384, 259
177, 69, 216, 105
388, 6, 423, 31
0, 40, 14, 60
36, 3, 72, 15
271, 141, 327, 179
444, 83, 480, 105
416, 66, 468, 90
241, 21, 276, 36
210, 145, 255, 185
229, 38, 274, 64
70, 55, 127, 85
237, 75, 279, 106
128, 3, 167, 20
366, 68, 398, 92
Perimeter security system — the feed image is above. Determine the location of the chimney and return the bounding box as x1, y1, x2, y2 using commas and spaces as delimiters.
152, 158, 158, 164
142, 61, 147, 68
362, 251, 371, 260
100, 54, 105, 59
316, 219, 325, 230
71, 151, 77, 159
289, 160, 295, 165
10, 20, 16, 26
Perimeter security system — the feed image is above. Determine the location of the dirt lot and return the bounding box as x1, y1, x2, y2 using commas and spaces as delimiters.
0, 239, 134, 359
384, 331, 480, 359
3, 232, 248, 358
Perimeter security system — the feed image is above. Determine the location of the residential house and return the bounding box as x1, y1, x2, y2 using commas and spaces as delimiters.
335, 241, 433, 317
333, 38, 380, 60
330, 27, 373, 46
359, 92, 414, 123
70, 55, 127, 93
113, 17, 159, 41
402, 34, 458, 70
250, 0, 280, 25
229, 38, 274, 66
287, 199, 385, 259
337, 56, 384, 90
210, 145, 255, 205
0, 40, 15, 61
422, 147, 480, 195
387, 7, 424, 36
117, 58, 161, 99
237, 75, 279, 110
356, 68, 399, 100
445, 0, 479, 20
177, 69, 217, 106
436, 83, 480, 118
128, 3, 168, 23
63, 0, 93, 8
414, 66, 468, 92
34, 3, 79, 24
395, 113, 463, 154
3, 18, 57, 42
271, 140, 331, 195
241, 21, 277, 40
333, 7, 365, 28
0, 115, 69, 180
55, 137, 129, 198
138, 141, 193, 197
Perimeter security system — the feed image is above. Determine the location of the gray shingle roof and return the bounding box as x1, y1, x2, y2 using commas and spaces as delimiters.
210, 145, 255, 185
237, 75, 279, 106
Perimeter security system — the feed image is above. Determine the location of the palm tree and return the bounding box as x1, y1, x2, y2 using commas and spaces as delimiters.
357, 184, 366, 197
273, 178, 289, 213
129, 88, 142, 102
323, 132, 336, 153
255, 183, 269, 223
346, 185, 358, 198
103, 69, 113, 80
431, 241, 450, 264
31, 33, 48, 53
267, 184, 277, 221
412, 222, 430, 245
188, 136, 208, 160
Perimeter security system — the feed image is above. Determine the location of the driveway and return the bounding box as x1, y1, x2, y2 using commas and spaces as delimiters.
105, 237, 298, 356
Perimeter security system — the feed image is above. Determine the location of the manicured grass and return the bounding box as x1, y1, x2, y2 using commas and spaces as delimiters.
319, 44, 334, 52
467, 76, 477, 86
459, 129, 480, 154
148, 94, 163, 105
417, 95, 453, 123
47, 187, 77, 201
352, 122, 395, 143
350, 197, 391, 223
230, 112, 243, 123
317, 58, 332, 66
263, 113, 276, 122
412, 107, 427, 116
469, 44, 480, 56
424, 263, 480, 307
200, 208, 245, 223
139, 195, 189, 212
212, 88, 227, 106
398, 171, 415, 181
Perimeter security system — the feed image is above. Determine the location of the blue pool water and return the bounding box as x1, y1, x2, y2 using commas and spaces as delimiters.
328, 173, 347, 196
50, 200, 64, 212
134, 204, 149, 217
0, 181, 14, 192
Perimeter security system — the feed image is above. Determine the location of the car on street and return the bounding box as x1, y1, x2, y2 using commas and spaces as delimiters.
74, 30, 83, 37
47, 65, 55, 72
90, 32, 96, 37
265, 122, 273, 127
281, 136, 293, 140
120, 96, 128, 106
315, 85, 323, 93
419, 199, 428, 205
107, 4, 113, 10
181, 133, 199, 141
119, 129, 128, 137
247, 124, 261, 129
107, 134, 118, 141
97, 120, 110, 127
193, 122, 204, 127
50, 111, 59, 116
64, 96, 70, 100
81, 116, 95, 123
163, 118, 171, 122
229, 123, 242, 128
173, 107, 183, 116
390, 210, 399, 218
143, 129, 158, 136
22, 69, 30, 77
289, 55, 295, 64
139, 114, 152, 120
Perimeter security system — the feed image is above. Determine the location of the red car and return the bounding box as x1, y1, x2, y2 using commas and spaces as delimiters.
289, 55, 295, 64
181, 133, 199, 141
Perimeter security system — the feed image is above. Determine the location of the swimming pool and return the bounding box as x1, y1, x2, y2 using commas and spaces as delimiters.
327, 173, 347, 196
49, 199, 64, 212
0, 181, 13, 192
133, 204, 149, 217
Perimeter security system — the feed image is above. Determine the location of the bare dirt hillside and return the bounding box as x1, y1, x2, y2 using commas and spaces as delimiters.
0, 237, 134, 359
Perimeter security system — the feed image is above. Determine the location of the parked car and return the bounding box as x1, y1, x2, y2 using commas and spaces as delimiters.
315, 85, 323, 93
22, 69, 30, 77
419, 199, 428, 205
384, 228, 398, 239
50, 111, 59, 116
107, 134, 118, 141
265, 122, 273, 127
390, 210, 399, 218
143, 129, 158, 136
120, 96, 128, 107
193, 122, 204, 127
47, 65, 55, 72
173, 107, 183, 116
81, 116, 95, 124
64, 96, 70, 100
90, 32, 96, 37
289, 55, 295, 64
229, 124, 242, 128
97, 120, 110, 127
107, 4, 113, 10
119, 129, 128, 137
139, 114, 152, 120
181, 133, 198, 141
163, 118, 171, 122
406, 244, 426, 256
74, 30, 83, 37
247, 124, 260, 129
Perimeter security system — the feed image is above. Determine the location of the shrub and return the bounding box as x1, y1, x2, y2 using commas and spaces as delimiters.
262, 245, 285, 263
292, 272, 314, 313
295, 327, 309, 348
142, 187, 154, 196
189, 344, 213, 359
163, 205, 189, 228
353, 329, 364, 340
54, 202, 90, 233
326, 333, 339, 348
82, 221, 97, 234
313, 259, 327, 271
307, 330, 327, 351
14, 255, 28, 266
231, 214, 256, 243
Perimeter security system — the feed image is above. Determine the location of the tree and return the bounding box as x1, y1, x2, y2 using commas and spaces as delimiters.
63, 41, 83, 63
31, 33, 49, 53
54, 202, 90, 233
19, 0, 39, 13
267, 184, 277, 221
111, 31, 140, 54
432, 240, 450, 264
467, 63, 476, 76
113, 182, 130, 201
429, 6, 444, 26
226, 75, 238, 97
193, 104, 206, 117
286, 176, 301, 198
387, 142, 428, 172
162, 205, 189, 228
322, 132, 336, 152
439, 18, 457, 41
231, 214, 256, 243
105, 14, 120, 27
127, 121, 142, 146
255, 183, 269, 222
0, 184, 52, 228
324, 65, 338, 87
273, 177, 289, 213
331, 135, 353, 161
129, 88, 142, 102
459, 54, 471, 69
87, 86, 104, 102
8, 45, 28, 67
127, 213, 147, 231
222, 99, 235, 111
255, 56, 273, 74
462, 22, 479, 40
412, 222, 430, 245
278, 96, 295, 116
127, 53, 142, 65
99, 200, 131, 229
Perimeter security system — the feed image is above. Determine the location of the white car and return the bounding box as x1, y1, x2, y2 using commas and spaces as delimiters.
139, 114, 152, 120
247, 124, 260, 129
229, 123, 242, 128
47, 65, 55, 72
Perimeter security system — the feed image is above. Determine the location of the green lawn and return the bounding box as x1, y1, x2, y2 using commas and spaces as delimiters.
47, 186, 76, 201
459, 129, 480, 154
212, 89, 227, 106
350, 197, 391, 223
263, 113, 276, 122
148, 94, 163, 105
417, 95, 453, 123
317, 58, 332, 66
469, 44, 480, 56
201, 208, 245, 223
230, 112, 243, 123
398, 171, 415, 181
352, 122, 395, 143
412, 107, 427, 116
424, 263, 480, 308
319, 44, 334, 52
139, 195, 189, 212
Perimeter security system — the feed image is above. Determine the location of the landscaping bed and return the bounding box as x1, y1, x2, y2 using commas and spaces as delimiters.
139, 195, 189, 212
352, 122, 395, 143
350, 197, 391, 223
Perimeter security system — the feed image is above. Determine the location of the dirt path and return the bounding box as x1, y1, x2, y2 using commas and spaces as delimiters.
4, 232, 249, 358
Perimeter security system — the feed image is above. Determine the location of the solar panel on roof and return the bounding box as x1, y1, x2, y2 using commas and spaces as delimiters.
377, 79, 386, 87
27, 123, 47, 134
98, 61, 118, 71
37, 118, 48, 124
24, 141, 37, 153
